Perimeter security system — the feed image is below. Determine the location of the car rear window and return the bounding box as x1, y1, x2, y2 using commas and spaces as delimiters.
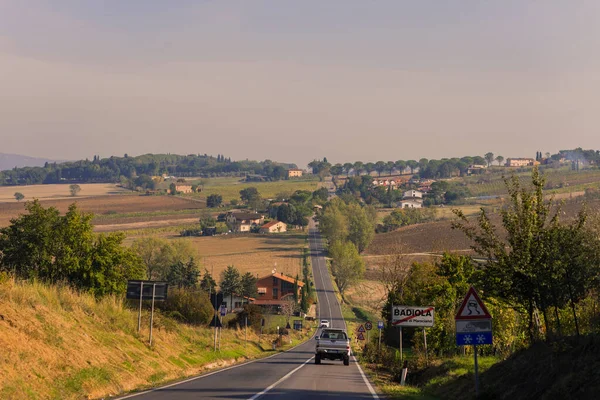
321, 331, 347, 340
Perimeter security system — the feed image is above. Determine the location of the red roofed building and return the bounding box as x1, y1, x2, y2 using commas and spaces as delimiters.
259, 220, 287, 233
253, 272, 304, 306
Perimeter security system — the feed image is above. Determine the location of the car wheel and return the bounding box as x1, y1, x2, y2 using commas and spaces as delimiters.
315, 354, 321, 365
343, 356, 349, 366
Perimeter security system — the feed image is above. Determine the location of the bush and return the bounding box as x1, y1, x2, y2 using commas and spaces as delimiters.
156, 287, 213, 325
228, 304, 264, 330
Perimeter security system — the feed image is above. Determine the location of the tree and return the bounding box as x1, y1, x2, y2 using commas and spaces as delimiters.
69, 184, 81, 197
495, 155, 504, 166
484, 152, 494, 167
220, 265, 242, 310
330, 163, 344, 178
207, 194, 222, 208
329, 240, 365, 298
375, 161, 387, 177
200, 269, 217, 293
318, 199, 349, 244
452, 167, 600, 341
240, 272, 258, 302
343, 163, 354, 176
169, 182, 177, 195
0, 200, 144, 295
166, 258, 200, 289
346, 203, 375, 253
395, 160, 407, 175
353, 161, 364, 176
406, 160, 418, 174
240, 187, 261, 209
14, 192, 24, 202
131, 237, 195, 280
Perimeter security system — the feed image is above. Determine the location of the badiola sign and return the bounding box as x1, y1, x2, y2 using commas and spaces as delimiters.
391, 305, 435, 327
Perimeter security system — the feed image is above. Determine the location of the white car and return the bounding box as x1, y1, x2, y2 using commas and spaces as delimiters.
320, 320, 330, 328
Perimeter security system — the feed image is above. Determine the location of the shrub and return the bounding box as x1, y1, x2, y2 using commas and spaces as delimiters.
228, 304, 264, 330
157, 287, 213, 325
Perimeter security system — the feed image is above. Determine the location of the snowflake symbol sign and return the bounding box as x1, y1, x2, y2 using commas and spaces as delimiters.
463, 335, 473, 344
476, 334, 486, 344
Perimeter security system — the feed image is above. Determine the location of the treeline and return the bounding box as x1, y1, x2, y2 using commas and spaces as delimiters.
317, 198, 377, 297
0, 153, 298, 186
311, 148, 600, 181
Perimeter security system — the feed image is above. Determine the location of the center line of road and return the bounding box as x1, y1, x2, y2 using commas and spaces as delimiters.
247, 356, 314, 400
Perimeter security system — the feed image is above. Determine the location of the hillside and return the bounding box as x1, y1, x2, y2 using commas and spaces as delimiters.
407, 336, 600, 400
0, 278, 310, 400
0, 153, 60, 171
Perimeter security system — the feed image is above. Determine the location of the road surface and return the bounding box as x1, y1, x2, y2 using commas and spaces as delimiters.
119, 220, 379, 399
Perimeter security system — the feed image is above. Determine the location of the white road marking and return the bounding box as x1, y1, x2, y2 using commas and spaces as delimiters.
247, 357, 314, 400
116, 340, 310, 399
353, 355, 380, 399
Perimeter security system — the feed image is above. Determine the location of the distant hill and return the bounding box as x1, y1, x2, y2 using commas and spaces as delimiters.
0, 153, 60, 171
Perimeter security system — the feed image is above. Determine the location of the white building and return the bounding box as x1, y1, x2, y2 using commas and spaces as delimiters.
400, 199, 423, 209
403, 190, 423, 199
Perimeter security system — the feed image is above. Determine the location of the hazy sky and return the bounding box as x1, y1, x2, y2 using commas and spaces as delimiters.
1, 1, 599, 168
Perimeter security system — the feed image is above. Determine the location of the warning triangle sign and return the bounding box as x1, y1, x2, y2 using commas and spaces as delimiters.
357, 332, 365, 340
357, 325, 366, 333
455, 287, 492, 320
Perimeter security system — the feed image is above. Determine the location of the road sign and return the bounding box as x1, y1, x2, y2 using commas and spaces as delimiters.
457, 331, 492, 346
210, 293, 224, 310
365, 321, 373, 331
456, 320, 492, 333
455, 287, 492, 320
357, 332, 365, 341
392, 306, 435, 327
377, 321, 384, 330
126, 280, 168, 301
357, 324, 366, 333
219, 305, 227, 316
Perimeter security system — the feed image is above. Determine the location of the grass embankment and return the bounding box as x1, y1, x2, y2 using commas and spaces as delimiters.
0, 278, 312, 400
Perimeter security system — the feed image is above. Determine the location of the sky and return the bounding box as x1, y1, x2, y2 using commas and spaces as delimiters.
1, 1, 599, 168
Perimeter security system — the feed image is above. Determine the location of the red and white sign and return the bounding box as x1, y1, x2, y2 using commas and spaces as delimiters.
455, 287, 492, 320
392, 306, 435, 327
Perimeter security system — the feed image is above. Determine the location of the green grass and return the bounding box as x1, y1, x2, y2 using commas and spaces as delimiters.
190, 178, 320, 203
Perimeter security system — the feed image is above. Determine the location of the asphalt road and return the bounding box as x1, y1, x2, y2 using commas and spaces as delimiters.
119, 220, 379, 400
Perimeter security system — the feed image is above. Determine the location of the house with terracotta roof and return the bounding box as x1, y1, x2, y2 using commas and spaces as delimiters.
225, 211, 264, 232
253, 272, 305, 307
259, 220, 287, 234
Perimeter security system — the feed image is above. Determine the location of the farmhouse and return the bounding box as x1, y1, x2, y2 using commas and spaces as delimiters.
260, 220, 287, 234
225, 211, 264, 232
287, 169, 303, 178
403, 190, 423, 199
254, 272, 305, 307
506, 158, 535, 167
400, 199, 423, 209
174, 185, 194, 194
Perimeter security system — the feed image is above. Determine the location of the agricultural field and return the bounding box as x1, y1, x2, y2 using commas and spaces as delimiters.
127, 232, 308, 280
189, 177, 320, 203
0, 195, 205, 228
0, 183, 130, 202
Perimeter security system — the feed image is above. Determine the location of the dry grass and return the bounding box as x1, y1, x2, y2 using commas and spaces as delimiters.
0, 183, 130, 202
345, 280, 387, 316
0, 277, 312, 400
164, 233, 308, 279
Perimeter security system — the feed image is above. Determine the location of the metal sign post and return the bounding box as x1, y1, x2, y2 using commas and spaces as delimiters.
455, 287, 493, 399
138, 281, 143, 332
149, 284, 156, 345
245, 316, 248, 348
399, 326, 403, 361
423, 328, 428, 364
126, 280, 168, 343
377, 321, 384, 351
